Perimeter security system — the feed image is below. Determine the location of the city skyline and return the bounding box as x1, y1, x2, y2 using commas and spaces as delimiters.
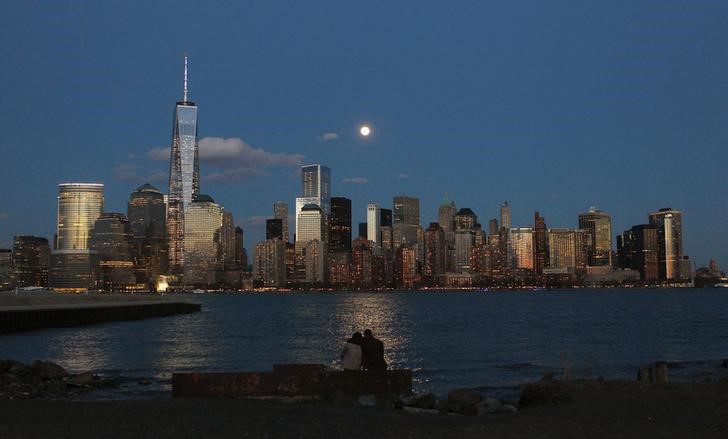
1, 2, 727, 266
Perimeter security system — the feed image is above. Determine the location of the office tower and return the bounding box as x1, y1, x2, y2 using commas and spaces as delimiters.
453, 208, 476, 273
380, 208, 392, 228
618, 225, 658, 281
330, 197, 352, 252
395, 244, 417, 289
547, 229, 588, 273
305, 239, 326, 284
393, 195, 420, 248
297, 164, 331, 242
234, 227, 247, 269
220, 211, 237, 272
295, 204, 323, 243
49, 183, 104, 292
12, 236, 50, 287
266, 219, 284, 241
183, 194, 223, 286
367, 203, 381, 247
510, 228, 534, 270
351, 237, 373, 288
128, 183, 168, 284
55, 183, 104, 251
500, 201, 511, 230
89, 213, 136, 290
328, 251, 351, 287
167, 55, 200, 274
488, 218, 499, 236
0, 250, 12, 289
648, 208, 684, 280
578, 207, 612, 267
438, 194, 456, 243
424, 223, 446, 283
358, 222, 368, 239
380, 226, 393, 253
533, 212, 548, 276
273, 201, 289, 243
253, 239, 286, 287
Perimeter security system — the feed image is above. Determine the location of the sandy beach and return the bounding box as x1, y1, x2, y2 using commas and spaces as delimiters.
1, 380, 728, 438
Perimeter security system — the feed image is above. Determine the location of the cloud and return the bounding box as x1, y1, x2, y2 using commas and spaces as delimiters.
317, 132, 339, 142
397, 173, 411, 179
147, 137, 305, 182
342, 177, 371, 184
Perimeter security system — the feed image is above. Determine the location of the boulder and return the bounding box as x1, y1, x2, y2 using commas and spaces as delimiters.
502, 404, 518, 413
402, 392, 436, 409
357, 394, 379, 407
8, 362, 32, 378
447, 388, 482, 414
0, 359, 20, 373
476, 397, 502, 415
31, 360, 66, 380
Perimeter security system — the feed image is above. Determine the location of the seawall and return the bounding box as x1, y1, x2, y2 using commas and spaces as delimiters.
0, 300, 201, 334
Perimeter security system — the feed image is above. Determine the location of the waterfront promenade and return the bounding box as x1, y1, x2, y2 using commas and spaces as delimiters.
0, 291, 200, 334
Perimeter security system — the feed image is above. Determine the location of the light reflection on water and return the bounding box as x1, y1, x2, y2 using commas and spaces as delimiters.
2, 289, 728, 397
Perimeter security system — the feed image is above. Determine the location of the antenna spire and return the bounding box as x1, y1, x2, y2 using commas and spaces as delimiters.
183, 53, 189, 102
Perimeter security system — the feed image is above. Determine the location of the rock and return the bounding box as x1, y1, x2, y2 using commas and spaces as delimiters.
31, 360, 67, 380
476, 397, 502, 415
357, 394, 378, 407
402, 393, 436, 409
447, 388, 482, 414
8, 362, 32, 378
502, 404, 518, 413
0, 359, 20, 373
434, 399, 449, 412
67, 372, 94, 386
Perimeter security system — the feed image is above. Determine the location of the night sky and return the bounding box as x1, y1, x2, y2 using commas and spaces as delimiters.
1, 1, 726, 267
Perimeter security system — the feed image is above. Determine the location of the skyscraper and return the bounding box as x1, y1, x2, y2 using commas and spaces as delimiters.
254, 238, 286, 287
510, 228, 534, 270
183, 194, 223, 286
89, 213, 136, 290
266, 218, 284, 241
648, 208, 684, 280
454, 208, 477, 273
12, 236, 50, 287
273, 201, 289, 243
393, 195, 420, 248
329, 197, 352, 252
367, 203, 381, 247
533, 212, 548, 276
618, 224, 658, 281
547, 229, 588, 273
167, 55, 200, 274
500, 201, 511, 230
49, 183, 104, 292
578, 207, 612, 267
127, 183, 168, 285
424, 222, 446, 283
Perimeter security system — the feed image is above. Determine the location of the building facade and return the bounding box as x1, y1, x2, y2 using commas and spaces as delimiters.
648, 208, 684, 280
183, 195, 223, 286
578, 207, 612, 267
12, 236, 50, 287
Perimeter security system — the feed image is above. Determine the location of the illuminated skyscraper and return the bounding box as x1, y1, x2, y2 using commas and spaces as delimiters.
533, 212, 548, 276
500, 201, 511, 230
547, 228, 588, 273
424, 222, 446, 283
454, 208, 476, 273
393, 195, 420, 248
89, 213, 136, 290
12, 236, 50, 287
50, 183, 104, 292
617, 224, 658, 281
167, 55, 200, 273
183, 195, 223, 286
367, 203, 381, 247
578, 207, 612, 267
510, 228, 534, 270
648, 208, 684, 280
128, 183, 168, 285
330, 197, 352, 252
254, 239, 286, 287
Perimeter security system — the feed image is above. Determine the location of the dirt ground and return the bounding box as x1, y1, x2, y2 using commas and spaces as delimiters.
1, 380, 728, 438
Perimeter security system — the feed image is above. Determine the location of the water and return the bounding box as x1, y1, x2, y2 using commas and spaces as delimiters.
2, 288, 728, 399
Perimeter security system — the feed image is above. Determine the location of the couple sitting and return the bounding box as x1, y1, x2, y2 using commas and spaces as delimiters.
340, 329, 387, 371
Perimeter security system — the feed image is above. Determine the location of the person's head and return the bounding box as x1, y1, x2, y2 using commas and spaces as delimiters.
364, 329, 373, 338
352, 331, 363, 341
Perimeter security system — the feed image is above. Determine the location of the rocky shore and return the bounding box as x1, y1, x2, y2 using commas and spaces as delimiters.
0, 359, 117, 400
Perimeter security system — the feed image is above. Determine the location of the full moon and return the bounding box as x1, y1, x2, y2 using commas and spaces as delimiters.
359, 125, 371, 136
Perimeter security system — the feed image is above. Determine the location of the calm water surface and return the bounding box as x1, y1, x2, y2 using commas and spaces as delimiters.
2, 289, 728, 398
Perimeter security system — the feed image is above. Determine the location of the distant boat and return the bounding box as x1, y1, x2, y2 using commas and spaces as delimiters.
715, 283, 728, 288
192, 289, 206, 294
21, 286, 45, 291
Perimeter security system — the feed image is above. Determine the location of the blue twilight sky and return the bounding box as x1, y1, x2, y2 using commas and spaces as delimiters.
1, 1, 727, 267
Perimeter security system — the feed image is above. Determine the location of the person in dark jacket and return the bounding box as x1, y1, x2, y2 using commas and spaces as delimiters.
360, 329, 387, 370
